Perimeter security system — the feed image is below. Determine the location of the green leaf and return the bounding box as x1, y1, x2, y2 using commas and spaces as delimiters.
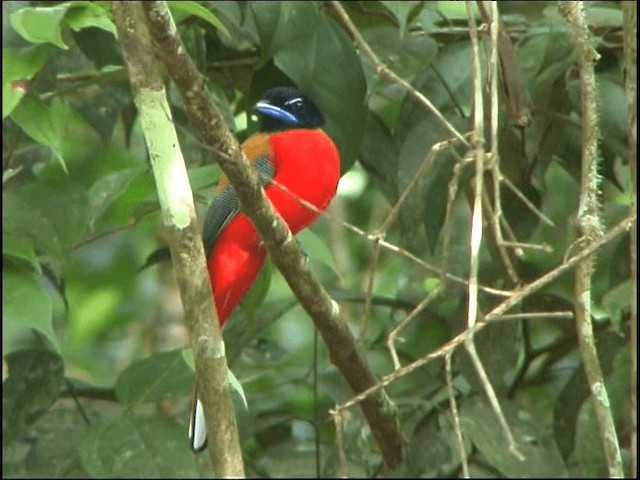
380, 1, 422, 38
2, 190, 64, 261
458, 320, 521, 392
10, 95, 67, 172
297, 228, 338, 275
18, 407, 90, 477
78, 417, 199, 477
397, 120, 459, 253
460, 398, 568, 477
526, 162, 579, 269
68, 287, 122, 342
2, 232, 36, 265
600, 280, 631, 332
64, 2, 116, 35
423, 277, 440, 293
88, 168, 140, 228
115, 349, 194, 405
7, 180, 91, 259
2, 349, 65, 443
10, 4, 71, 49
360, 112, 400, 201
188, 164, 221, 195
2, 45, 54, 118
2, 267, 57, 352
227, 368, 248, 410
168, 1, 231, 39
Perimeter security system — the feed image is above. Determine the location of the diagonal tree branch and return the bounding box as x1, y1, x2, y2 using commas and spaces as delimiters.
141, 0, 404, 470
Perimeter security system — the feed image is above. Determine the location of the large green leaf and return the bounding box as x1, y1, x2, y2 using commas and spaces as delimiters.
10, 4, 70, 49
11, 96, 67, 172
380, 1, 422, 38
115, 349, 194, 405
460, 397, 568, 477
64, 2, 116, 35
2, 44, 54, 119
2, 349, 65, 443
9, 179, 91, 258
78, 417, 199, 477
2, 268, 57, 353
169, 1, 230, 39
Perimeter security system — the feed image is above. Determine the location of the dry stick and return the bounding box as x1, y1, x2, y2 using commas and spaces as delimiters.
111, 3, 244, 476
141, 0, 404, 470
558, 3, 624, 477
333, 410, 348, 478
331, 212, 635, 414
622, 3, 637, 476
492, 311, 574, 322
264, 176, 513, 298
501, 174, 555, 228
476, 1, 532, 128
445, 351, 469, 478
464, 0, 522, 459
358, 236, 381, 343
262, 176, 514, 300
481, 189, 519, 282
329, 1, 469, 147
484, 0, 520, 286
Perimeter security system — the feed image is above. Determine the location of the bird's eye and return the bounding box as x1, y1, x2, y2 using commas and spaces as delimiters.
285, 98, 304, 113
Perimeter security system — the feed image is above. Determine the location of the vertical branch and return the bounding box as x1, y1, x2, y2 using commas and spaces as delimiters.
465, 0, 485, 332
445, 352, 469, 478
464, 0, 521, 458
485, 1, 519, 285
111, 2, 244, 476
622, 2, 637, 477
558, 2, 624, 477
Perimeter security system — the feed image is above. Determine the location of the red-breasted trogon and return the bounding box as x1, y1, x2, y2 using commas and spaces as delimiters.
189, 87, 341, 452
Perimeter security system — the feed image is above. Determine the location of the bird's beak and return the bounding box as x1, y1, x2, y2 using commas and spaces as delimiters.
255, 101, 301, 126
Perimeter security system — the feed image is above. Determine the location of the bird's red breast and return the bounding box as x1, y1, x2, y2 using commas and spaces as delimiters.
207, 128, 340, 324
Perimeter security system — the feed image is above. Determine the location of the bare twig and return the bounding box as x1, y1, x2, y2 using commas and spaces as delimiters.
501, 174, 555, 228
332, 410, 348, 478
558, 2, 623, 476
332, 211, 635, 425
445, 351, 469, 478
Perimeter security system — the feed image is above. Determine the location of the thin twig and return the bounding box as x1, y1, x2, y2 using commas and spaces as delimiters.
331, 209, 635, 426
445, 352, 469, 478
501, 174, 555, 228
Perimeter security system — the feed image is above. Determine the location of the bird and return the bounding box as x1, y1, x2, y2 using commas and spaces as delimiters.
189, 87, 341, 452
